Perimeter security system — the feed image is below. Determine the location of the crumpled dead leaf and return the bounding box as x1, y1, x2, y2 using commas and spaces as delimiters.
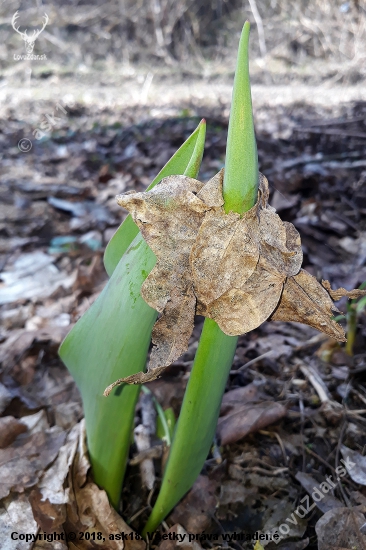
340, 445, 366, 486
269, 269, 347, 341
157, 524, 202, 550
105, 169, 366, 391
0, 426, 66, 500
315, 506, 366, 550
0, 493, 38, 550
217, 401, 287, 445
0, 416, 27, 448
30, 420, 146, 550
168, 475, 218, 534
321, 279, 366, 301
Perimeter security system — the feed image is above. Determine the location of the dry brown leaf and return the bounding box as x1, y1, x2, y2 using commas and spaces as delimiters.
0, 427, 66, 499
0, 416, 27, 448
321, 279, 366, 301
117, 173, 210, 314
157, 525, 203, 550
113, 173, 216, 387
259, 212, 303, 277
220, 382, 262, 415
202, 259, 285, 335
168, 475, 218, 534
29, 420, 146, 550
191, 204, 260, 308
65, 423, 146, 550
106, 169, 366, 391
217, 401, 287, 445
295, 471, 343, 514
315, 506, 366, 550
270, 270, 347, 341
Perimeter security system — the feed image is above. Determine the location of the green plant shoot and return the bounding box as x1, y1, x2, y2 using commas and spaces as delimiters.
104, 121, 206, 276
59, 120, 206, 508
143, 21, 258, 534
345, 281, 366, 355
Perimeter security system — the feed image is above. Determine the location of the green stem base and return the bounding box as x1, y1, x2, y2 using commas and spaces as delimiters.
143, 319, 237, 535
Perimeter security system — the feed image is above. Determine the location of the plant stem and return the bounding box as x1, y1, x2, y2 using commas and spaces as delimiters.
345, 305, 357, 356
141, 386, 172, 447
60, 122, 206, 509
143, 21, 258, 535
143, 321, 236, 535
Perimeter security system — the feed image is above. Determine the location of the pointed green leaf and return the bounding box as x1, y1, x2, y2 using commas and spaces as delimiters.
143, 21, 258, 534
224, 21, 258, 214
60, 236, 157, 507
59, 121, 206, 508
104, 120, 206, 277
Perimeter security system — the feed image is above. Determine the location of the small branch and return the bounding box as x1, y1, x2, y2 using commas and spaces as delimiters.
298, 362, 330, 403
247, 0, 267, 57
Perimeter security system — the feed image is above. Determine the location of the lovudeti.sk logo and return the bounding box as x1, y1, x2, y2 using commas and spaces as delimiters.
12, 11, 48, 61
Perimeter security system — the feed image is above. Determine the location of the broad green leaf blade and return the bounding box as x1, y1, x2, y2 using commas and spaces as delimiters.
144, 22, 258, 534
104, 119, 206, 277
60, 236, 157, 507
223, 21, 258, 215
143, 321, 237, 535
59, 121, 206, 508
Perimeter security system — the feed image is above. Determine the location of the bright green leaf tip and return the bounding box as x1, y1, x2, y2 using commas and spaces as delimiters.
184, 118, 206, 178
59, 120, 206, 510
104, 119, 206, 277
223, 21, 258, 214
143, 23, 258, 536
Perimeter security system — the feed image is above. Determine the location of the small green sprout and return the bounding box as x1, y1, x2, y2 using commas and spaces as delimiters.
345, 282, 366, 355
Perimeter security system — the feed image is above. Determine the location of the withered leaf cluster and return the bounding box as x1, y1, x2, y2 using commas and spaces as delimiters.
104, 170, 366, 392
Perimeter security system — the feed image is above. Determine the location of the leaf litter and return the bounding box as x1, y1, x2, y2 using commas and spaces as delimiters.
2, 96, 366, 548
105, 170, 365, 390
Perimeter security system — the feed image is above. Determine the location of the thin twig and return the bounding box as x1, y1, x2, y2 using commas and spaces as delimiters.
298, 362, 330, 404
232, 350, 273, 374
335, 421, 352, 505
247, 0, 267, 57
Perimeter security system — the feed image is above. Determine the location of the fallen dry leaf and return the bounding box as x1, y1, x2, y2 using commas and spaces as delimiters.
105, 169, 366, 391
294, 472, 343, 513
217, 401, 287, 445
270, 270, 348, 341
168, 475, 218, 534
29, 420, 146, 550
0, 426, 66, 500
0, 416, 27, 448
340, 445, 366, 486
65, 424, 146, 550
315, 506, 366, 550
220, 382, 263, 415
157, 524, 203, 550
0, 493, 38, 550
321, 279, 366, 301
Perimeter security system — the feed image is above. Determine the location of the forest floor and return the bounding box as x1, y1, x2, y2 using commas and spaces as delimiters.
1, 71, 366, 550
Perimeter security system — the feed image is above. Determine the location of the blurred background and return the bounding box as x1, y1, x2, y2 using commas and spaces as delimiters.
2, 0, 366, 82
1, 2, 366, 548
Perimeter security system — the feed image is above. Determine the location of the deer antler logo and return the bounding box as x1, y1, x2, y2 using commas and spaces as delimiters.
12, 11, 49, 54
